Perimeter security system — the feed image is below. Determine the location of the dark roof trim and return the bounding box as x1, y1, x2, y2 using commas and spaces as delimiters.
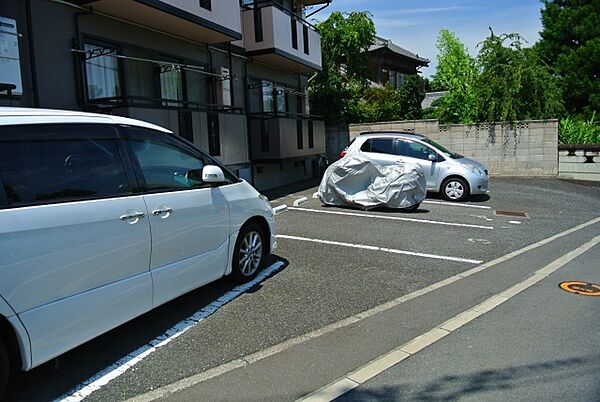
247, 48, 322, 72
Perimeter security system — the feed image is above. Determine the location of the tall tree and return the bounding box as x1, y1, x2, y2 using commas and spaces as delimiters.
431, 29, 478, 123
309, 11, 376, 123
537, 0, 600, 116
476, 31, 564, 122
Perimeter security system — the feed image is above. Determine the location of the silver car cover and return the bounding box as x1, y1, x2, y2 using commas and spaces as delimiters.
318, 155, 427, 210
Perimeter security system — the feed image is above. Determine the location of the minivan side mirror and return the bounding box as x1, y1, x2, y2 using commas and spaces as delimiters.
201, 165, 226, 183
428, 154, 438, 162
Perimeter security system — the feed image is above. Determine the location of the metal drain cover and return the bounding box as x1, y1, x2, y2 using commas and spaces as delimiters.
559, 281, 600, 296
495, 210, 528, 218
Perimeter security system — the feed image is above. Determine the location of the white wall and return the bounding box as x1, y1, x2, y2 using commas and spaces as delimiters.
160, 0, 241, 34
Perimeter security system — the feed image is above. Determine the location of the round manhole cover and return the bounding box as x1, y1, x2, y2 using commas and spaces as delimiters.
559, 281, 600, 296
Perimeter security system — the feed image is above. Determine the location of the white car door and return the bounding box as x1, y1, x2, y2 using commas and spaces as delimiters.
0, 123, 152, 368
122, 127, 231, 307
396, 140, 441, 190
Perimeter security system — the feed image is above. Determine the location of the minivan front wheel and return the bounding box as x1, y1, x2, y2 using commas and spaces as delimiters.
0, 339, 9, 399
231, 223, 266, 283
441, 177, 469, 202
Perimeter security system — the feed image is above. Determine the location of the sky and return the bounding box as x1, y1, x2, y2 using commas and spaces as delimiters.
307, 0, 545, 78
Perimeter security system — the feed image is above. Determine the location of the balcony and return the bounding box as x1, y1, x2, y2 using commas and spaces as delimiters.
68, 0, 242, 43
239, 3, 322, 72
249, 116, 325, 161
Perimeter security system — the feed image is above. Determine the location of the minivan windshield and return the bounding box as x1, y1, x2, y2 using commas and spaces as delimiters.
422, 138, 463, 159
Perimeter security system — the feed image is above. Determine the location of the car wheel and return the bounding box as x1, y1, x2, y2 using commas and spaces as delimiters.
441, 177, 469, 202
0, 339, 9, 399
231, 223, 266, 283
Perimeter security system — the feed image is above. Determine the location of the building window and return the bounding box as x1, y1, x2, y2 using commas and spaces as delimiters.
254, 7, 263, 43
207, 112, 220, 156
84, 43, 121, 100
291, 17, 298, 50
308, 120, 314, 148
159, 62, 184, 107
262, 81, 274, 112
199, 0, 211, 11
297, 119, 303, 149
276, 87, 287, 114
302, 25, 309, 55
0, 17, 23, 96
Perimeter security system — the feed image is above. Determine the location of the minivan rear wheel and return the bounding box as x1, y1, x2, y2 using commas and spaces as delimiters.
231, 223, 266, 283
0, 339, 9, 399
441, 177, 469, 202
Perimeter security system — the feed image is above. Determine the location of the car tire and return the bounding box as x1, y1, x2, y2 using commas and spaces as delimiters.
441, 177, 469, 202
0, 339, 9, 400
231, 223, 266, 283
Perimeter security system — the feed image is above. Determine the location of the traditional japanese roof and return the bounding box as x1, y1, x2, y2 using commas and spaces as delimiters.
369, 36, 429, 66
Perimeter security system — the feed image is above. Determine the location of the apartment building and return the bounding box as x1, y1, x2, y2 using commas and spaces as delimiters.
0, 0, 328, 190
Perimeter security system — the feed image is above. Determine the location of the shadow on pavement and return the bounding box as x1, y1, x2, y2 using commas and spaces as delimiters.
5, 255, 289, 402
337, 354, 600, 401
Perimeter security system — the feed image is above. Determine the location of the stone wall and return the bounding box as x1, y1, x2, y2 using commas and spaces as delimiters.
348, 119, 558, 176
558, 146, 600, 182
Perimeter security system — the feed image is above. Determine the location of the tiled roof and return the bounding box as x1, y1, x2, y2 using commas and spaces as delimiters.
421, 91, 448, 109
369, 36, 430, 65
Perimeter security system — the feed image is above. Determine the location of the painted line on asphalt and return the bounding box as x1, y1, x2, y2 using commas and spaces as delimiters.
124, 216, 600, 402
287, 207, 494, 230
277, 234, 482, 264
422, 200, 492, 209
55, 261, 287, 402
298, 234, 600, 402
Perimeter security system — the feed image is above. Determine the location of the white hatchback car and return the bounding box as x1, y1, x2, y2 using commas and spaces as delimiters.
0, 108, 277, 395
343, 132, 489, 202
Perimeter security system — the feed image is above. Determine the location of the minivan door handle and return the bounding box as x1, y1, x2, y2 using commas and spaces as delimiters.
119, 211, 146, 221
152, 207, 173, 216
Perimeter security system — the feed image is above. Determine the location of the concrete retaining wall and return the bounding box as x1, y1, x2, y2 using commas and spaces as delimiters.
348, 119, 559, 176
558, 146, 600, 182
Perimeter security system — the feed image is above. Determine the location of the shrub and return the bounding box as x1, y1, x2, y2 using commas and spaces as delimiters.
559, 112, 600, 144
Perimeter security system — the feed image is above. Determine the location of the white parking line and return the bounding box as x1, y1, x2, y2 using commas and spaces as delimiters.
125, 217, 600, 402
287, 207, 494, 230
277, 234, 483, 264
55, 261, 287, 402
422, 200, 491, 209
298, 234, 600, 402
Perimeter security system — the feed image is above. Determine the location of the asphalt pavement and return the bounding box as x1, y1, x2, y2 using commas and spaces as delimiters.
4, 177, 599, 402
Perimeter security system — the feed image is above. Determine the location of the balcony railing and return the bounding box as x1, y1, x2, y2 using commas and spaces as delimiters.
239, 1, 322, 72
68, 0, 242, 43
249, 116, 325, 161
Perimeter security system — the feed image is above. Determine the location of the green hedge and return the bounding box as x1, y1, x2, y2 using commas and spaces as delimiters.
559, 112, 600, 144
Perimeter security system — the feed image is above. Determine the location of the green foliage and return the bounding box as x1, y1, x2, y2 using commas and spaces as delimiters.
537, 0, 600, 117
346, 75, 424, 123
309, 11, 376, 123
476, 32, 564, 122
430, 29, 478, 124
559, 112, 600, 144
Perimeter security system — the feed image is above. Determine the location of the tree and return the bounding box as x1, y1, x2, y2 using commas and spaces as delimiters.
309, 11, 376, 123
476, 31, 564, 122
430, 29, 479, 123
537, 0, 600, 116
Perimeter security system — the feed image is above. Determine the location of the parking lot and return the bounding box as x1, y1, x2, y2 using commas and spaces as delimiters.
5, 178, 600, 402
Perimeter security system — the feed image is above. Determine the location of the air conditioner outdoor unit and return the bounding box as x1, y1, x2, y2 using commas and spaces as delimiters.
216, 67, 231, 106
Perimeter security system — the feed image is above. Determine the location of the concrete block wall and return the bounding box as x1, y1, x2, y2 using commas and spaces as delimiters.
348, 119, 559, 177
558, 147, 600, 182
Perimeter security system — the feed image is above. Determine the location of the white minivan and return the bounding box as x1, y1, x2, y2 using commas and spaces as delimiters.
0, 108, 277, 395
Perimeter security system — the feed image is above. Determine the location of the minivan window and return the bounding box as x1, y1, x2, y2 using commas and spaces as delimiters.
397, 140, 437, 161
421, 138, 462, 159
0, 125, 131, 207
360, 138, 394, 155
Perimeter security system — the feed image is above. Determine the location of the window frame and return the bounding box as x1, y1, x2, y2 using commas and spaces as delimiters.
118, 125, 240, 195
82, 38, 125, 103
0, 123, 139, 210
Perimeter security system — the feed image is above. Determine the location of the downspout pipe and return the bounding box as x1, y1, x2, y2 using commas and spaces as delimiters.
25, 0, 39, 107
